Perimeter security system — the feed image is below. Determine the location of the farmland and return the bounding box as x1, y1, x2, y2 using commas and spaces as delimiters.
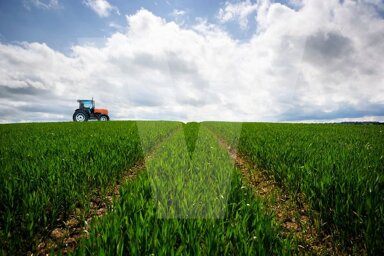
207, 122, 384, 255
0, 121, 383, 255
0, 121, 176, 254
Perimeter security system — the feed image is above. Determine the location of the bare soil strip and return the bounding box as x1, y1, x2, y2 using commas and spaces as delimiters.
31, 127, 180, 256
209, 130, 346, 256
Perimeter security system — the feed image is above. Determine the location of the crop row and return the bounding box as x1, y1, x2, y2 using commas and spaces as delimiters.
206, 122, 384, 254
0, 121, 177, 255
72, 123, 294, 255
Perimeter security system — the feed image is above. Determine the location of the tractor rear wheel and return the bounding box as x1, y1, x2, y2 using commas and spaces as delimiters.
73, 111, 88, 122
98, 115, 109, 121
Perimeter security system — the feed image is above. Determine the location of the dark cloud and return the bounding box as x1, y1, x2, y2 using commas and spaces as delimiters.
303, 31, 353, 66
0, 85, 73, 122
279, 102, 384, 121
129, 94, 164, 107
18, 103, 69, 115
0, 105, 19, 117
0, 85, 52, 99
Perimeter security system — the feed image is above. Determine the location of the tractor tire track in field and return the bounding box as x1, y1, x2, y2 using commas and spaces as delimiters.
208, 129, 345, 256
32, 127, 180, 256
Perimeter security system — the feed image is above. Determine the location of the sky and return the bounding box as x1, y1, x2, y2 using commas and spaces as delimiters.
0, 0, 383, 123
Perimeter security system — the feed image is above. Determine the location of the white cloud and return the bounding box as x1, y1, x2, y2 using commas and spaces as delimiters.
83, 0, 119, 17
170, 9, 188, 25
171, 9, 186, 17
24, 0, 60, 10
109, 21, 124, 31
218, 0, 258, 30
1, 2, 384, 123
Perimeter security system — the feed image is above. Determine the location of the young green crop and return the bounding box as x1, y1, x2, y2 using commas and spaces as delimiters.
5, 120, 380, 255
137, 121, 180, 153
182, 122, 200, 158
0, 121, 177, 255
207, 122, 384, 255
147, 123, 234, 218
73, 124, 293, 255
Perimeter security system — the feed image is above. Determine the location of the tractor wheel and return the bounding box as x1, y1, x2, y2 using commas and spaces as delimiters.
73, 111, 88, 122
99, 115, 109, 121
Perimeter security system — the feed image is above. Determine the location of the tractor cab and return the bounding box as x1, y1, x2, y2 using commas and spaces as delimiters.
78, 100, 95, 113
73, 99, 109, 122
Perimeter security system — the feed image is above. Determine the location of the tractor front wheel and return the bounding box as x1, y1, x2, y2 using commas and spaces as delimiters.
98, 115, 109, 121
73, 111, 88, 122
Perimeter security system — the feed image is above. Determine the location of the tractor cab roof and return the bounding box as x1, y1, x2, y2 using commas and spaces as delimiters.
77, 99, 94, 103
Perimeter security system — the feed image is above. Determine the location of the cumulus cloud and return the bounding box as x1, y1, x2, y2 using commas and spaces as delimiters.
1, 1, 384, 123
83, 0, 119, 17
218, 0, 258, 30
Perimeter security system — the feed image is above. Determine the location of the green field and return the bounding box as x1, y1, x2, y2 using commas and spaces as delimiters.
0, 121, 383, 255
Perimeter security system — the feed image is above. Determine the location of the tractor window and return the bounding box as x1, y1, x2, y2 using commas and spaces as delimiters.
83, 101, 93, 109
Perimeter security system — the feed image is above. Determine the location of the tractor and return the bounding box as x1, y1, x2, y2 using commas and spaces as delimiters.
73, 99, 110, 122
